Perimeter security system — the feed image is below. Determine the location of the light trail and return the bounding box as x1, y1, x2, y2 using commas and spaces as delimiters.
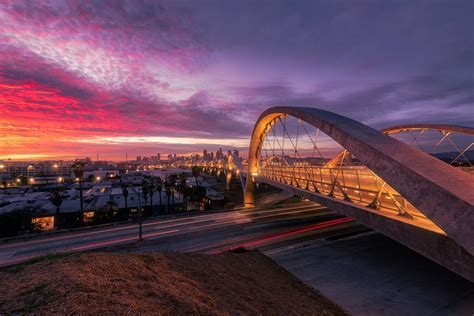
182, 207, 329, 233
70, 229, 179, 251
210, 217, 353, 254
0, 204, 346, 268
0, 204, 322, 250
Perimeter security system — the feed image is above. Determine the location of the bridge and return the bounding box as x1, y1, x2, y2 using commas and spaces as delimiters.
219, 106, 474, 281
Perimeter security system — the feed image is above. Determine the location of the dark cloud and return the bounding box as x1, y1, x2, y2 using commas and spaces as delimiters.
0, 0, 472, 159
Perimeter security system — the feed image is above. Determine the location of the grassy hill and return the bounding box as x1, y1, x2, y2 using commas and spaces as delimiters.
0, 251, 346, 315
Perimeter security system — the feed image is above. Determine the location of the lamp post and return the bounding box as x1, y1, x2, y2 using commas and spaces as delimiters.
27, 165, 33, 177
72, 162, 84, 213
136, 187, 143, 241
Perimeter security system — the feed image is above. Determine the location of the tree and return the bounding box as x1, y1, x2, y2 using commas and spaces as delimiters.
196, 186, 207, 210
148, 181, 155, 207
106, 194, 117, 212
168, 174, 178, 212
122, 184, 129, 211
191, 166, 204, 210
164, 180, 172, 214
0, 207, 40, 238
189, 185, 206, 211
50, 189, 63, 214
156, 177, 163, 212
19, 175, 28, 186
142, 181, 149, 207
179, 172, 188, 211
192, 166, 201, 187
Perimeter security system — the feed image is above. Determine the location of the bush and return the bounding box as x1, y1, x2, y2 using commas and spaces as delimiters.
0, 207, 43, 238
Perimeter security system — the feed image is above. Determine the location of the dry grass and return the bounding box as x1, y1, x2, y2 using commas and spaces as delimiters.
0, 251, 347, 315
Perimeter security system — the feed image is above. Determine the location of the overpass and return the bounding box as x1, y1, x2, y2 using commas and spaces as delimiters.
239, 106, 474, 281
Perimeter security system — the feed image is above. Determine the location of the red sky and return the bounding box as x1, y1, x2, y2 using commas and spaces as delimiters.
1, 1, 472, 161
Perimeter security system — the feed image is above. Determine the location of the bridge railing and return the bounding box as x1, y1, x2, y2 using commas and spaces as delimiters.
258, 164, 445, 234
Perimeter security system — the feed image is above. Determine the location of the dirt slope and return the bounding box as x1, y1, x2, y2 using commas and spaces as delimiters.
0, 251, 347, 315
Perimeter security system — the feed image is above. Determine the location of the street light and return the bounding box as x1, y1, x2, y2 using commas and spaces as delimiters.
27, 165, 33, 176
72, 162, 85, 214
136, 187, 144, 241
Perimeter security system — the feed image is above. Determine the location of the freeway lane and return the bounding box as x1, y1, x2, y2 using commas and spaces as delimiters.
2, 201, 467, 315
0, 202, 366, 266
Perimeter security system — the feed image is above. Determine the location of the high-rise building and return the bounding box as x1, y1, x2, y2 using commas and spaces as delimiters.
157, 153, 161, 161
216, 147, 224, 160
136, 156, 142, 161
203, 149, 208, 160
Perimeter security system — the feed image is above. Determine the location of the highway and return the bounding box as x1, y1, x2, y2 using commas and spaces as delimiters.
1, 201, 471, 315
0, 202, 366, 266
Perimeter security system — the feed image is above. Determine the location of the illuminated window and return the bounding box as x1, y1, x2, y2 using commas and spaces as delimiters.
83, 211, 95, 222
31, 216, 54, 231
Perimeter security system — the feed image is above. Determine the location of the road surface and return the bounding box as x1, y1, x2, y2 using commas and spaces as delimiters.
1, 201, 472, 315
0, 202, 363, 266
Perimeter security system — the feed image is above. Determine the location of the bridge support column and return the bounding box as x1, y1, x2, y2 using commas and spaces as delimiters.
262, 177, 474, 282
225, 170, 232, 191
244, 178, 255, 208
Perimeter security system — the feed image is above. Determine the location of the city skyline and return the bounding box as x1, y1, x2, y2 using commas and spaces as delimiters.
1, 0, 473, 160
0, 2, 473, 312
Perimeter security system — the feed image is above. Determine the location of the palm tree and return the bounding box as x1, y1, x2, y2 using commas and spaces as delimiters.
156, 177, 163, 213
192, 166, 201, 187
107, 194, 117, 212
188, 184, 206, 211
122, 184, 129, 212
164, 180, 172, 214
19, 175, 28, 186
196, 185, 207, 211
142, 181, 149, 207
72, 161, 84, 213
50, 190, 63, 214
148, 181, 155, 208
2, 180, 7, 194
168, 174, 178, 212
179, 172, 188, 211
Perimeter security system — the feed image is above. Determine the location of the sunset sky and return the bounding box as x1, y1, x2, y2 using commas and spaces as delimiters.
1, 0, 473, 160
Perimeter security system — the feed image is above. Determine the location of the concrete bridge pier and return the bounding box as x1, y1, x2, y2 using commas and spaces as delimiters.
225, 170, 232, 191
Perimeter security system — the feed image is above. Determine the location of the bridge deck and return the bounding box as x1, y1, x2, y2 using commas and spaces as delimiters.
258, 165, 445, 234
